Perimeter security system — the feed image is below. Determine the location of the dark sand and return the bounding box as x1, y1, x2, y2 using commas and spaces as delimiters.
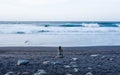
0, 46, 120, 75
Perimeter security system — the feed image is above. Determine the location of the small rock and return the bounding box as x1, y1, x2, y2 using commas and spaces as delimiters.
70, 62, 78, 68
64, 65, 71, 68
4, 72, 14, 75
43, 61, 50, 65
88, 67, 92, 70
17, 60, 29, 66
109, 58, 113, 61
118, 73, 120, 75
51, 61, 62, 65
98, 65, 101, 67
72, 58, 78, 61
22, 72, 30, 75
34, 69, 47, 75
17, 72, 21, 75
101, 56, 106, 59
73, 68, 79, 72
90, 54, 99, 57
85, 72, 93, 75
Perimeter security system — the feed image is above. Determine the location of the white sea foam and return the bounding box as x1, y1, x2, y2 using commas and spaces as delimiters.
0, 24, 120, 34
116, 24, 120, 27
81, 23, 100, 27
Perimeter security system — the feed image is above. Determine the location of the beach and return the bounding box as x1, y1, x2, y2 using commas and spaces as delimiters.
0, 46, 120, 75
0, 0, 119, 74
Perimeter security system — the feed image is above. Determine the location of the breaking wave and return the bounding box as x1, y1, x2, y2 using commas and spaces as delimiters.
0, 22, 120, 34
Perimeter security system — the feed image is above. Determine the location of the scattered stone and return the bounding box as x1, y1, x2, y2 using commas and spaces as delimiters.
109, 58, 113, 61
17, 72, 21, 75
4, 72, 14, 75
118, 73, 120, 75
98, 65, 101, 67
72, 58, 78, 61
101, 56, 106, 59
17, 60, 29, 66
88, 67, 92, 70
85, 72, 93, 75
64, 65, 71, 68
70, 62, 78, 68
90, 54, 99, 57
22, 72, 30, 75
73, 68, 79, 72
34, 69, 47, 75
51, 61, 62, 65
43, 61, 50, 65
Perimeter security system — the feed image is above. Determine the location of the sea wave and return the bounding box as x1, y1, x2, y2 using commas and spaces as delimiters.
0, 22, 120, 34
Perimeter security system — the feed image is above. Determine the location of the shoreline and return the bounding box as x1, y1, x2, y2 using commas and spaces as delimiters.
0, 45, 120, 53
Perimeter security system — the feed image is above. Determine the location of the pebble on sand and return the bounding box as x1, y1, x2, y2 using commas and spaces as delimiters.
109, 58, 113, 61
64, 65, 71, 68
73, 68, 79, 72
90, 54, 99, 57
70, 62, 78, 68
42, 61, 50, 65
22, 72, 30, 75
72, 58, 78, 61
101, 56, 106, 59
85, 72, 93, 75
17, 60, 29, 66
51, 61, 62, 65
4, 72, 14, 75
34, 69, 47, 75
88, 67, 92, 70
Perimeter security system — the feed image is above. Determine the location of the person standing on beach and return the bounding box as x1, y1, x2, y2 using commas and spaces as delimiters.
58, 46, 64, 58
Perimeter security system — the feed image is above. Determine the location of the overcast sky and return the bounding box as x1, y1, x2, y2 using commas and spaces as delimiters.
0, 0, 120, 21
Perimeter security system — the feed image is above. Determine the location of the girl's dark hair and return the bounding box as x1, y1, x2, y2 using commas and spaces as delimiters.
59, 46, 61, 50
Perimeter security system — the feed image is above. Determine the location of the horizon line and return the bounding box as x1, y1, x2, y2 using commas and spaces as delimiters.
0, 21, 120, 22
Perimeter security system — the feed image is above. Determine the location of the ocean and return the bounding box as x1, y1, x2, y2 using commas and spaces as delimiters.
0, 21, 120, 47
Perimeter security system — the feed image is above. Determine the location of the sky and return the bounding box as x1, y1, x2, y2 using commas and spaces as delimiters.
0, 0, 120, 21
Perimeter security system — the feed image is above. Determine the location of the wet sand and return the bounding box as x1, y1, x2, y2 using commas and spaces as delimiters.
0, 46, 120, 75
